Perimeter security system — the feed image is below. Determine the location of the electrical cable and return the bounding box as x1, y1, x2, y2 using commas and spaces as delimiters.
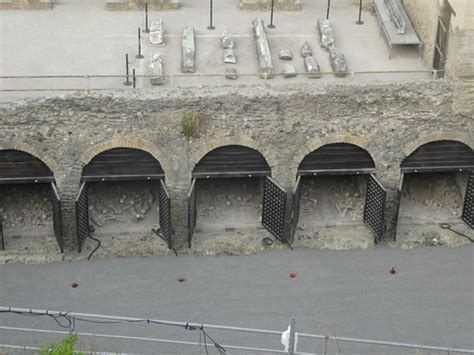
439, 223, 474, 243
87, 225, 101, 260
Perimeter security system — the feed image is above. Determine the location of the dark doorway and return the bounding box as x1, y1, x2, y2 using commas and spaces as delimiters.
291, 143, 386, 248
0, 150, 63, 252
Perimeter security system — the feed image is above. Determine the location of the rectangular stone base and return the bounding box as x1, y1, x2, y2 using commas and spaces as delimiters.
239, 0, 301, 11
106, 0, 179, 11
0, 0, 52, 10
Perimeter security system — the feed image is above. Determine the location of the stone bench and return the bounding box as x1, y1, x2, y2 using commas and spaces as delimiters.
106, 0, 179, 11
239, 0, 301, 11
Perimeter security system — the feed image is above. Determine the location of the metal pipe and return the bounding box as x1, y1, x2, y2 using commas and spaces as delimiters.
132, 69, 136, 88
356, 0, 364, 24
268, 0, 275, 28
326, 0, 331, 20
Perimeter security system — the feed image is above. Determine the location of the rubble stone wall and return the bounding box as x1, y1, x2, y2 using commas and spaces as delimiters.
0, 80, 472, 258
105, 0, 179, 11
239, 0, 301, 11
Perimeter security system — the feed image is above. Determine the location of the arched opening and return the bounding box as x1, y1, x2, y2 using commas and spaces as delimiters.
291, 143, 386, 247
187, 145, 287, 249
0, 149, 63, 252
396, 140, 474, 246
75, 148, 172, 253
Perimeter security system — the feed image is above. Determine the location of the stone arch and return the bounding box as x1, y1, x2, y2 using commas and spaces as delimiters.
190, 135, 278, 175
0, 140, 61, 179
403, 131, 474, 158
293, 135, 378, 175
80, 136, 173, 176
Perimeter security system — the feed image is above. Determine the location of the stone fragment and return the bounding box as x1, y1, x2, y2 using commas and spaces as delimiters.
304, 56, 321, 78
221, 30, 234, 49
329, 46, 348, 76
279, 49, 293, 60
224, 48, 237, 64
300, 41, 312, 57
252, 18, 274, 78
225, 68, 238, 80
149, 18, 165, 46
317, 18, 335, 50
181, 26, 195, 73
283, 64, 297, 77
148, 53, 165, 85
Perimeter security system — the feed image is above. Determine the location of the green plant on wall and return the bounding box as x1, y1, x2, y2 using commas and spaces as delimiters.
38, 333, 83, 355
181, 112, 209, 139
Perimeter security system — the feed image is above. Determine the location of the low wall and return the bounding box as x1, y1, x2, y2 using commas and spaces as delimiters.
0, 0, 52, 10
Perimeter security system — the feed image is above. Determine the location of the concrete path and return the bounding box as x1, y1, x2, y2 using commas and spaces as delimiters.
0, 245, 473, 353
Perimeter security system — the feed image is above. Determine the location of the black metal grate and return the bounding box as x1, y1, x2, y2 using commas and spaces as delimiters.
290, 176, 302, 244
364, 174, 387, 243
159, 179, 172, 248
50, 183, 64, 252
75, 182, 90, 252
462, 172, 474, 229
0, 219, 4, 251
187, 179, 197, 248
262, 177, 287, 242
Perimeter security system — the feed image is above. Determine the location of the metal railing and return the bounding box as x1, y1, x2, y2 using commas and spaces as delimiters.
0, 307, 472, 354
0, 70, 444, 96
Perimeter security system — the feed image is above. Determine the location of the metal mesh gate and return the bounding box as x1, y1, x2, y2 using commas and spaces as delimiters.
50, 183, 64, 252
75, 182, 90, 252
290, 176, 302, 244
159, 179, 172, 248
0, 219, 4, 251
262, 177, 287, 242
364, 174, 387, 243
462, 172, 474, 229
187, 179, 197, 248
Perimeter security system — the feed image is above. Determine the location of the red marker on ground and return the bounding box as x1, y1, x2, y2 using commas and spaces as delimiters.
389, 267, 397, 275
289, 272, 297, 279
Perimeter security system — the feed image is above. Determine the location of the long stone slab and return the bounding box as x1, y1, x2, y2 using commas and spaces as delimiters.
149, 53, 165, 85
150, 18, 165, 46
252, 18, 274, 78
181, 26, 195, 73
317, 18, 335, 50
239, 0, 301, 11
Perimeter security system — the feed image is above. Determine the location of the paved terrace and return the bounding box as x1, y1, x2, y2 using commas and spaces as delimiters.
0, 0, 430, 99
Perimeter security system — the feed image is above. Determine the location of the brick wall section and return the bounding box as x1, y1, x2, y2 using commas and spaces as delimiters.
0, 80, 472, 252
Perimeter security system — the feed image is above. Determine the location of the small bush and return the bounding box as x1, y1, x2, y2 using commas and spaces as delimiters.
181, 112, 208, 139
38, 333, 83, 355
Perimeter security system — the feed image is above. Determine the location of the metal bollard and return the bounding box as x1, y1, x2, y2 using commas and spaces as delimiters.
136, 27, 144, 59
356, 0, 364, 24
124, 53, 132, 86
207, 0, 215, 30
0, 219, 4, 251
326, 0, 331, 20
132, 69, 136, 88
144, 2, 150, 33
268, 0, 275, 28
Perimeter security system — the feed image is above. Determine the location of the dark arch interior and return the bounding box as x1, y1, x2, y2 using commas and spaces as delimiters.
298, 143, 376, 175
0, 149, 53, 184
401, 140, 474, 173
192, 145, 271, 178
82, 148, 164, 181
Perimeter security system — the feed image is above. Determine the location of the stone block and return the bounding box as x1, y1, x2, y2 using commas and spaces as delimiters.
181, 26, 195, 73
0, 0, 52, 10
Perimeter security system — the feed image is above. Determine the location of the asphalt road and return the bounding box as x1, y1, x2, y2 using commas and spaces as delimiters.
0, 245, 473, 354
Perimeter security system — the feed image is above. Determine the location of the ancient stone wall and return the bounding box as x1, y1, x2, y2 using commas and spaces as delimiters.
239, 0, 301, 11
0, 80, 472, 260
106, 0, 179, 11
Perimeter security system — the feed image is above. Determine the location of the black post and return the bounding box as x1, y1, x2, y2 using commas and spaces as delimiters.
0, 220, 4, 251
268, 0, 275, 28
207, 0, 215, 30
144, 2, 150, 33
356, 0, 364, 25
136, 27, 144, 59
124, 53, 132, 86
326, 0, 331, 20
132, 68, 136, 89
